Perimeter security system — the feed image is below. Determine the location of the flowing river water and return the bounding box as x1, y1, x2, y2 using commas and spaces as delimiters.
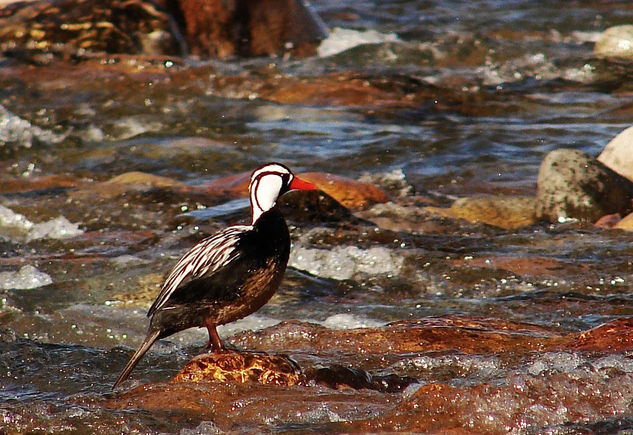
2, 0, 633, 433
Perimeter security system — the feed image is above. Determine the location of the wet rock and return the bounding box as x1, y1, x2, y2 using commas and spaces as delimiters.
535, 148, 633, 223
594, 25, 633, 59
278, 189, 362, 224
172, 0, 327, 58
230, 317, 564, 355
426, 195, 537, 229
106, 171, 186, 189
298, 172, 390, 210
351, 366, 633, 433
594, 212, 622, 229
304, 365, 417, 393
0, 0, 183, 58
448, 255, 588, 279
571, 318, 633, 352
598, 125, 633, 182
104, 316, 633, 433
173, 351, 302, 386
200, 170, 389, 211
0, 0, 326, 59
260, 72, 423, 108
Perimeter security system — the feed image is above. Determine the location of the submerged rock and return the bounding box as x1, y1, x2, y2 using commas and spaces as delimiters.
598, 125, 633, 182
535, 148, 633, 223
594, 25, 633, 59
106, 316, 633, 432
426, 195, 537, 229
72, 171, 187, 200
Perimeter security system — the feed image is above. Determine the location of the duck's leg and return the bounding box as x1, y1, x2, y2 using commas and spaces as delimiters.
204, 318, 225, 352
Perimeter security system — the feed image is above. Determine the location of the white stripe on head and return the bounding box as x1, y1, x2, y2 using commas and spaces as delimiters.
249, 163, 294, 224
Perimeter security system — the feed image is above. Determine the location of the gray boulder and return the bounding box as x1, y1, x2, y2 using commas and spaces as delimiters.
536, 148, 633, 222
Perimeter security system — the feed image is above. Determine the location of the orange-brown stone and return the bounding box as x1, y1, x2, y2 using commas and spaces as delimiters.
570, 318, 633, 352
172, 351, 301, 386
426, 196, 537, 229
199, 171, 389, 211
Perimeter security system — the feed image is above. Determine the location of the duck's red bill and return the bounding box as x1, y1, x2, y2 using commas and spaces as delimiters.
289, 177, 317, 191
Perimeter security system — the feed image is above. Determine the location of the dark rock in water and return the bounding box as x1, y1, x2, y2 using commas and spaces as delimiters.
535, 148, 633, 223
304, 364, 417, 393
0, 0, 326, 59
279, 189, 361, 225
598, 126, 633, 183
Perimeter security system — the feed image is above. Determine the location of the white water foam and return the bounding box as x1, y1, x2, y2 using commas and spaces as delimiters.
321, 313, 385, 329
290, 245, 403, 280
318, 27, 399, 58
0, 265, 52, 290
27, 216, 83, 241
0, 204, 34, 230
0, 104, 68, 148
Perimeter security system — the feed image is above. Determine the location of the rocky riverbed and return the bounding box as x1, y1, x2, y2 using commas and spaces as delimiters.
2, 0, 633, 433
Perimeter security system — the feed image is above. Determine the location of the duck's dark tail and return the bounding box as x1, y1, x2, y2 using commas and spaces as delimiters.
112, 329, 161, 390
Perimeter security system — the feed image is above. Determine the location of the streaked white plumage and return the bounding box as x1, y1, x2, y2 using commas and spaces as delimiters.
148, 225, 250, 316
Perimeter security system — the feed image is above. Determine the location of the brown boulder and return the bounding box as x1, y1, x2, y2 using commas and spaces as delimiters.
426, 195, 537, 229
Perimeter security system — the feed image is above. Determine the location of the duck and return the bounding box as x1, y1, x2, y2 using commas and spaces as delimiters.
113, 162, 317, 389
